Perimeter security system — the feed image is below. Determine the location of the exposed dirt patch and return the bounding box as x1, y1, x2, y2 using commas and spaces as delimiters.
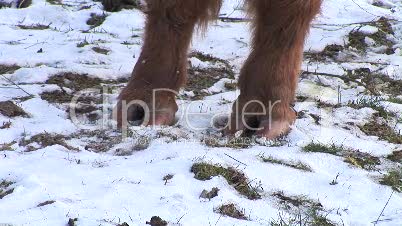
87, 141, 112, 153
20, 132, 77, 151
273, 191, 323, 210
185, 51, 235, 100
41, 72, 126, 122
87, 13, 108, 29
40, 90, 74, 103
272, 191, 336, 226
17, 23, 50, 30
73, 130, 122, 153
0, 0, 31, 8
0, 180, 15, 199
0, 64, 21, 74
68, 104, 98, 115
304, 44, 344, 62
41, 73, 104, 109
359, 120, 402, 144
92, 46, 110, 55
348, 96, 395, 119
41, 91, 102, 114
102, 0, 140, 12
203, 136, 253, 149
85, 137, 120, 152
132, 135, 152, 151
371, 17, 394, 49
37, 200, 56, 207
0, 101, 28, 117
0, 141, 16, 151
224, 81, 237, 91
344, 152, 381, 170
0, 121, 12, 129
191, 163, 261, 200
215, 203, 248, 220
380, 170, 402, 192
346, 68, 402, 96
387, 151, 402, 163
46, 72, 103, 91
303, 142, 343, 155
46, 0, 62, 5
348, 17, 395, 54
77, 39, 89, 48
348, 31, 367, 52
388, 97, 402, 105
146, 216, 167, 226
13, 95, 35, 102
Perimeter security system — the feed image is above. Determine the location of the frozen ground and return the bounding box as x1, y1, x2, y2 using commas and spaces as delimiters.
0, 0, 402, 225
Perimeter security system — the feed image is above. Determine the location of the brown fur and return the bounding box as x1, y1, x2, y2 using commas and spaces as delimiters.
115, 0, 322, 138
228, 0, 322, 137
116, 0, 222, 127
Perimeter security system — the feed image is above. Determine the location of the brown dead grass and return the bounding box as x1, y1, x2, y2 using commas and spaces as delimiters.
215, 203, 248, 220
0, 101, 28, 117
20, 132, 77, 151
191, 163, 261, 200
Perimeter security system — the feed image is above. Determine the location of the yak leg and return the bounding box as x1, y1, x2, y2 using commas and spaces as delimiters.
115, 0, 222, 128
227, 0, 322, 139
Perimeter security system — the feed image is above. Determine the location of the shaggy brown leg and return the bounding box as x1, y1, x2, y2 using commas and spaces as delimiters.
227, 0, 322, 139
115, 0, 221, 128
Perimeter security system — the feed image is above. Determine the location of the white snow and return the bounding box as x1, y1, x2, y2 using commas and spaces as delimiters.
0, 0, 402, 225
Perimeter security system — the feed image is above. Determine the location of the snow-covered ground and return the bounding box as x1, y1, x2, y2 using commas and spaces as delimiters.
0, 0, 402, 225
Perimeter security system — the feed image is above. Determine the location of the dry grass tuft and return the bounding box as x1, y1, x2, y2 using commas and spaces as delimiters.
191, 163, 261, 200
